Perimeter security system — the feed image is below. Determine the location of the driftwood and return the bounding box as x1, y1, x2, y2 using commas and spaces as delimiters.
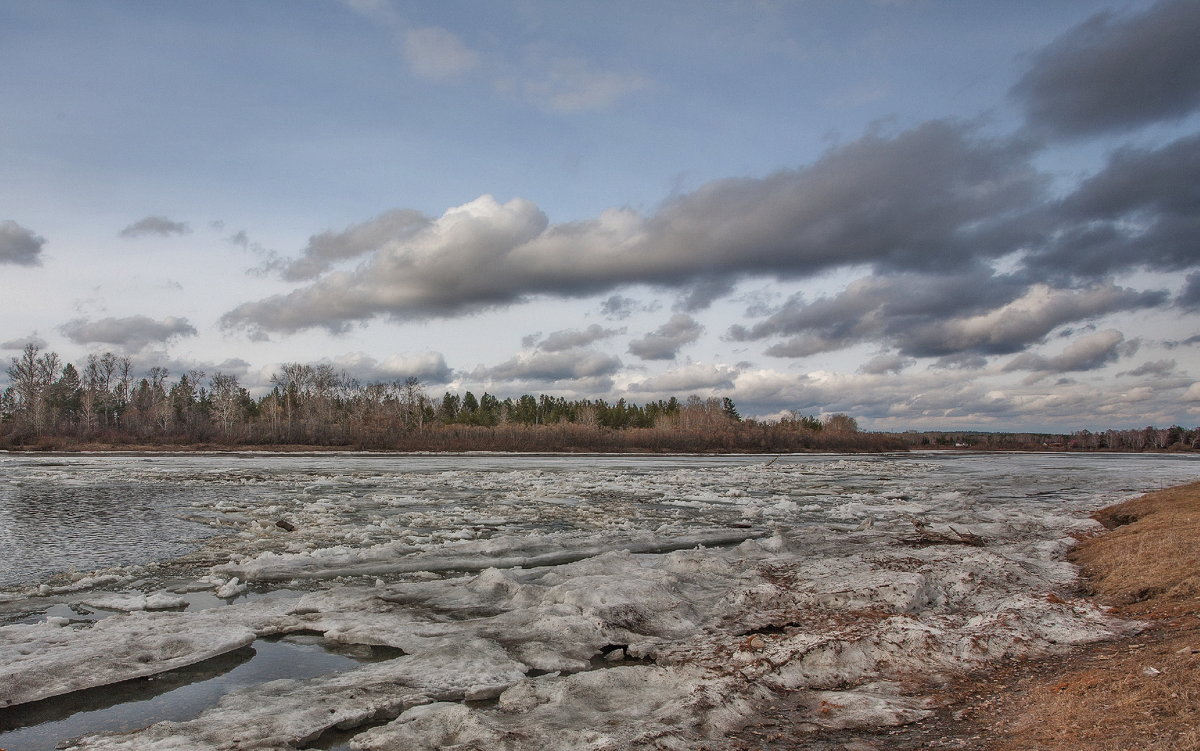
898, 517, 985, 547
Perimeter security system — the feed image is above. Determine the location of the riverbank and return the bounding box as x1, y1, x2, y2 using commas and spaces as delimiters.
724, 481, 1200, 750
987, 481, 1200, 750
0, 429, 909, 454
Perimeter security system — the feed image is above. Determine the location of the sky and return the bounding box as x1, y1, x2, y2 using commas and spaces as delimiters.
2, 0, 1199, 432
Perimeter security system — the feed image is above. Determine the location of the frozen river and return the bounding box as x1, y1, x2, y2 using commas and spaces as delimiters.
3, 450, 1195, 590
0, 451, 1197, 750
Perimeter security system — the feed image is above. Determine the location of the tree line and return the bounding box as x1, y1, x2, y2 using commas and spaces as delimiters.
11, 344, 1188, 454
1, 344, 893, 453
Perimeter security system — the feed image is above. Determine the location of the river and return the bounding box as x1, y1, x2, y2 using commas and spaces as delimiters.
0, 451, 1196, 750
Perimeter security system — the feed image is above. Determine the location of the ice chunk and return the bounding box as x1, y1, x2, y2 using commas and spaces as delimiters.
0, 611, 255, 708
802, 682, 932, 730
215, 577, 247, 599
353, 666, 706, 750
35, 573, 129, 596
64, 675, 430, 750
215, 530, 763, 582
78, 592, 188, 612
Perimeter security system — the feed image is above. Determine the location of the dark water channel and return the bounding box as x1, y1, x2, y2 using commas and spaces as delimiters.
0, 635, 401, 751
0, 475, 227, 587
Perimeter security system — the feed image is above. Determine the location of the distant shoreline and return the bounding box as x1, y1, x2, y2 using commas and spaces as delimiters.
0, 442, 1195, 456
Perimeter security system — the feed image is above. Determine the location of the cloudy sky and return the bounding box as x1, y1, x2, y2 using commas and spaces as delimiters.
2, 0, 1199, 431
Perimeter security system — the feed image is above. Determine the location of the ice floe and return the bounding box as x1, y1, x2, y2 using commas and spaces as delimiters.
77, 592, 188, 612
0, 612, 255, 708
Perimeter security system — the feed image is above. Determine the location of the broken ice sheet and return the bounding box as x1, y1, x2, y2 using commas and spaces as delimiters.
61, 639, 526, 750
351, 666, 714, 750
0, 612, 255, 708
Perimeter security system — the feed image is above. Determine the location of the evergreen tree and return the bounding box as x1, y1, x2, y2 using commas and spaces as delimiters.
461, 391, 479, 419
47, 363, 83, 427
440, 391, 460, 421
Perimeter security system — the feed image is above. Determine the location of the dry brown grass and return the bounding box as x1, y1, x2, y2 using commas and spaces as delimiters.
1074, 482, 1200, 615
991, 637, 1200, 751
988, 481, 1200, 751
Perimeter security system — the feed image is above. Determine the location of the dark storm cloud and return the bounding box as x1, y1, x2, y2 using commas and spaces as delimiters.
931, 353, 990, 371
599, 295, 639, 320
727, 270, 1022, 353
1177, 271, 1200, 311
221, 121, 1042, 335
280, 208, 430, 281
133, 356, 252, 384
326, 351, 453, 385
1012, 0, 1200, 140
857, 354, 913, 375
0, 333, 48, 350
633, 120, 1038, 277
731, 275, 1165, 360
0, 221, 45, 266
675, 278, 737, 312
1119, 359, 1176, 378
895, 285, 1162, 359
627, 314, 703, 361
482, 349, 622, 382
223, 196, 550, 333
1023, 133, 1200, 279
118, 216, 191, 238
59, 315, 197, 351
1165, 335, 1200, 349
1003, 330, 1136, 376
